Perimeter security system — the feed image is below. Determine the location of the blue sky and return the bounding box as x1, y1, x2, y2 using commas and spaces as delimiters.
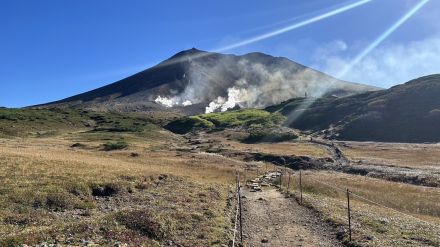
1, 0, 439, 107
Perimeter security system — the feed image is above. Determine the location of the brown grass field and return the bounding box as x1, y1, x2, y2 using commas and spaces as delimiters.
206, 130, 330, 158
0, 133, 247, 246
341, 141, 440, 170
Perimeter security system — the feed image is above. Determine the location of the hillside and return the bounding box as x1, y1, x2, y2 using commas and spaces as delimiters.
267, 74, 440, 142
39, 48, 377, 114
0, 107, 177, 139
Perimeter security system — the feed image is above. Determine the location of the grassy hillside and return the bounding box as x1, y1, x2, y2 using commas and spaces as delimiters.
165, 109, 299, 143
0, 108, 173, 139
0, 108, 241, 246
165, 109, 286, 134
268, 74, 440, 143
199, 109, 286, 128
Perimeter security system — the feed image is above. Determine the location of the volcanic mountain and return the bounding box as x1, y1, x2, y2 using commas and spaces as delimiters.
40, 48, 378, 114
268, 74, 440, 143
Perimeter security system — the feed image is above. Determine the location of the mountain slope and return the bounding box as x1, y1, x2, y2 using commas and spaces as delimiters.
268, 74, 440, 142
40, 48, 378, 114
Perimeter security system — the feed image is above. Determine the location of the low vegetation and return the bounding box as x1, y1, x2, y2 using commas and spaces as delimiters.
0, 107, 169, 138
102, 141, 129, 151
243, 128, 298, 143
164, 116, 214, 134
165, 109, 287, 136
199, 109, 286, 128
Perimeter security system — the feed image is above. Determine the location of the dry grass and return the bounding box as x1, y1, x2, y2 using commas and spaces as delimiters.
206, 130, 329, 158
281, 170, 440, 246
0, 137, 243, 246
226, 141, 328, 157
341, 141, 440, 169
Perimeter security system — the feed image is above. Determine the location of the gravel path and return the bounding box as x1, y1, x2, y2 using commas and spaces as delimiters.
241, 187, 344, 247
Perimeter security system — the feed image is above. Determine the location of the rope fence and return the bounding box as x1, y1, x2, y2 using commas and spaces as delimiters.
277, 169, 440, 243
305, 175, 439, 228
232, 173, 243, 247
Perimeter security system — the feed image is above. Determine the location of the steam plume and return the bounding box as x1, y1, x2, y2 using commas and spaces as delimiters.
154, 55, 366, 113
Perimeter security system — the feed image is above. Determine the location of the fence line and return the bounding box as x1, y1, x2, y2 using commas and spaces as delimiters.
232, 175, 239, 247
297, 174, 439, 228
232, 173, 244, 247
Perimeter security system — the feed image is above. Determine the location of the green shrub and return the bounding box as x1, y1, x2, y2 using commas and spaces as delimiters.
115, 210, 165, 239
165, 109, 287, 134
29, 191, 95, 211
102, 141, 129, 151
90, 182, 123, 197
67, 182, 91, 196
164, 116, 214, 134
44, 192, 75, 211
199, 109, 286, 128
243, 128, 298, 143
70, 142, 87, 149
0, 237, 25, 247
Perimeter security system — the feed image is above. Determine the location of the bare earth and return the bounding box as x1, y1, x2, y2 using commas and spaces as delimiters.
242, 187, 344, 247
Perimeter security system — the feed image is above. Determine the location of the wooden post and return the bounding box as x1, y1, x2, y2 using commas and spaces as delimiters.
347, 189, 352, 242
279, 170, 283, 190
232, 172, 239, 247
299, 171, 303, 204
287, 173, 291, 195
235, 173, 238, 192
239, 180, 243, 243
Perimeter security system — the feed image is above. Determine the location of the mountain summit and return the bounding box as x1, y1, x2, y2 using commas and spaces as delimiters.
41, 48, 378, 113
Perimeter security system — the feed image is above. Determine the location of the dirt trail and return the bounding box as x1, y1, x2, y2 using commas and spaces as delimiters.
242, 188, 343, 247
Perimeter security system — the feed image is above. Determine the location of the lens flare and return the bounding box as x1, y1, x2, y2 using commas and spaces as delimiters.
337, 0, 431, 79
284, 0, 432, 126
216, 0, 373, 52
219, 0, 373, 45
155, 0, 373, 69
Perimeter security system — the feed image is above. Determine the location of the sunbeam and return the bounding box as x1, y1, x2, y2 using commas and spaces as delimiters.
284, 0, 432, 127
337, 0, 431, 78
215, 0, 373, 52
155, 0, 373, 69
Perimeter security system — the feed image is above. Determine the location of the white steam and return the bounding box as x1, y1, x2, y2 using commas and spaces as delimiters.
154, 54, 366, 113
154, 96, 192, 107
205, 87, 248, 113
182, 100, 193, 106
154, 96, 177, 107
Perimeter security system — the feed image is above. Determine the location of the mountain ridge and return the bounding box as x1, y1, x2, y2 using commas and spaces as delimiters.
38, 48, 379, 114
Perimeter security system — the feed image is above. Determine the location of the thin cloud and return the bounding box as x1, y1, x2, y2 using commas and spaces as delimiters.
316, 36, 440, 87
